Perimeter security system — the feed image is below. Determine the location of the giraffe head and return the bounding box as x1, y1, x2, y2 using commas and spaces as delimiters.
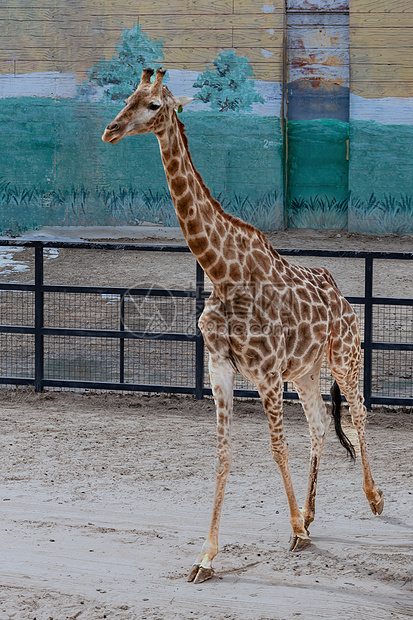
102, 68, 193, 144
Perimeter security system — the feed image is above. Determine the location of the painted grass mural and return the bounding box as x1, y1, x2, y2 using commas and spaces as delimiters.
0, 96, 283, 233
349, 121, 413, 234
286, 119, 349, 229
287, 118, 413, 234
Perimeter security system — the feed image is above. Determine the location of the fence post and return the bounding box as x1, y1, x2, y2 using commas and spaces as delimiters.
363, 256, 373, 411
34, 244, 44, 392
119, 293, 125, 384
195, 261, 205, 399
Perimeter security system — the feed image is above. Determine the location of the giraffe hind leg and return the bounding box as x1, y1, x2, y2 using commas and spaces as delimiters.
257, 374, 311, 552
294, 362, 330, 534
328, 330, 384, 516
334, 378, 384, 515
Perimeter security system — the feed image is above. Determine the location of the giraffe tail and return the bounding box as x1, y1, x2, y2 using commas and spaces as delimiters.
330, 381, 356, 461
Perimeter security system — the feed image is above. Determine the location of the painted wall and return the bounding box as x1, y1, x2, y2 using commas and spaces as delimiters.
285, 1, 350, 229
0, 0, 285, 234
0, 0, 412, 234
349, 0, 413, 234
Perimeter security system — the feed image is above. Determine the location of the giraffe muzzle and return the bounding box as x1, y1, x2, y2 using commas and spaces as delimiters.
102, 122, 124, 143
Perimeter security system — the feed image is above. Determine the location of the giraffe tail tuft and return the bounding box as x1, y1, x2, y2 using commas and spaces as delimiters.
330, 381, 356, 461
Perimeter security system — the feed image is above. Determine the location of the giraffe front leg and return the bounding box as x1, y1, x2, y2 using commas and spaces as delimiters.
258, 375, 311, 553
187, 355, 235, 583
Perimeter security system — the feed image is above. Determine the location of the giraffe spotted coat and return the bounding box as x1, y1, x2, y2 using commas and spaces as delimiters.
102, 68, 384, 584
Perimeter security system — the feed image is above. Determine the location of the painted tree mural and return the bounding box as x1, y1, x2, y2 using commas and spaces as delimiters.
193, 49, 264, 112
85, 24, 165, 101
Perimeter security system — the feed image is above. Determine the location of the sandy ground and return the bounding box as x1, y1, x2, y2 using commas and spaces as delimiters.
0, 389, 412, 620
0, 228, 412, 618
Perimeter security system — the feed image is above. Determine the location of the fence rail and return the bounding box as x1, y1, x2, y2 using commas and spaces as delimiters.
0, 239, 411, 409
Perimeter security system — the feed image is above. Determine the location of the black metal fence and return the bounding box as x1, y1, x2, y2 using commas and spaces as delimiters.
0, 239, 411, 410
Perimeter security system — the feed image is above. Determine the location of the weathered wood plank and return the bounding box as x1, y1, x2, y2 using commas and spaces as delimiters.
0, 37, 118, 50
288, 49, 350, 64
288, 49, 349, 79
1, 0, 234, 14
0, 16, 283, 38
351, 13, 413, 27
233, 29, 284, 46
9, 57, 280, 77
162, 46, 283, 66
0, 21, 94, 39
134, 28, 284, 48
5, 46, 280, 66
351, 82, 413, 98
140, 13, 284, 29
0, 9, 55, 20
234, 0, 284, 13
350, 28, 413, 46
0, 48, 282, 77
129, 30, 234, 47
350, 0, 413, 13
350, 47, 413, 64
288, 25, 349, 51
287, 0, 348, 10
287, 14, 349, 26
0, 61, 15, 74
351, 64, 413, 81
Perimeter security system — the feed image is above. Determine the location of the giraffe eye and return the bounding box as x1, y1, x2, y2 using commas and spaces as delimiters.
148, 102, 161, 111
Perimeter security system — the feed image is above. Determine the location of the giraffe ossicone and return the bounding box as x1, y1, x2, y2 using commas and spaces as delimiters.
102, 68, 384, 584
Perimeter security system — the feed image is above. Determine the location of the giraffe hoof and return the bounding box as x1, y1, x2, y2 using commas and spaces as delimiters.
187, 564, 215, 583
369, 489, 384, 515
289, 534, 311, 552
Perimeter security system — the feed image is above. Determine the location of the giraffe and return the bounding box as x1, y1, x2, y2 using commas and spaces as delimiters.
102, 68, 384, 583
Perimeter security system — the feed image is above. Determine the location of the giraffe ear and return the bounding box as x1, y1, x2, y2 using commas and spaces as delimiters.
174, 96, 194, 111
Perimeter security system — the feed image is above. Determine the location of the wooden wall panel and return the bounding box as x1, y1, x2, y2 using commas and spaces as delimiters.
140, 14, 282, 29
350, 2, 413, 99
350, 0, 412, 12
349, 0, 413, 234
0, 0, 284, 81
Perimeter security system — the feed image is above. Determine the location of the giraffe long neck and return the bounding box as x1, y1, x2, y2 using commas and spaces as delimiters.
155, 113, 286, 294
156, 114, 248, 286
157, 113, 228, 281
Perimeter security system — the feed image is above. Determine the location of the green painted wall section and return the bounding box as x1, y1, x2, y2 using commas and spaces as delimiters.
286, 119, 349, 229
349, 120, 413, 234
0, 99, 284, 234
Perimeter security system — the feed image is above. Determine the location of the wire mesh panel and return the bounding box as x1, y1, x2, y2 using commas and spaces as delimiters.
372, 350, 413, 399
0, 333, 34, 377
44, 292, 121, 330
124, 339, 195, 386
0, 290, 34, 326
0, 241, 411, 407
124, 294, 196, 335
372, 305, 413, 344
44, 336, 120, 382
